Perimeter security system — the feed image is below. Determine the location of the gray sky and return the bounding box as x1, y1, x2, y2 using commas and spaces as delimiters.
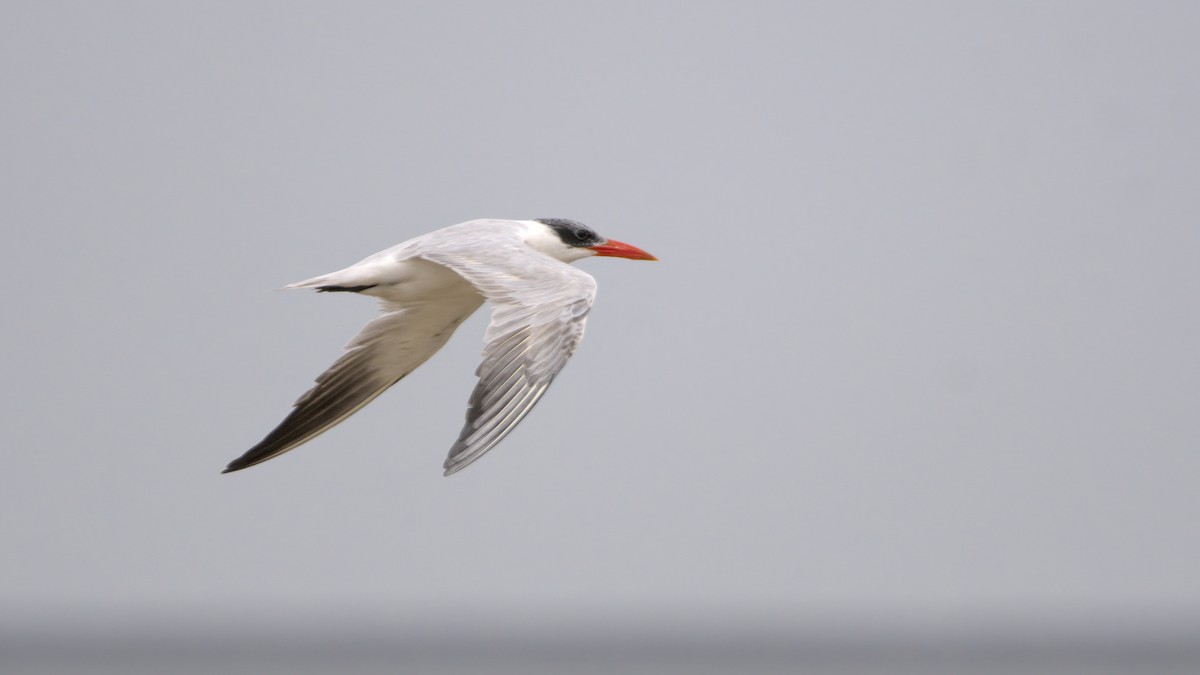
2, 0, 1198, 627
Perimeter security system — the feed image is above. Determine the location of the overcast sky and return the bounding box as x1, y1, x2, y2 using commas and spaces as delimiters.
2, 1, 1198, 628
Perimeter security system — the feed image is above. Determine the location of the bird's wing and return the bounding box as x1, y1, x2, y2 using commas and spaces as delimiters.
419, 246, 598, 475
224, 292, 484, 473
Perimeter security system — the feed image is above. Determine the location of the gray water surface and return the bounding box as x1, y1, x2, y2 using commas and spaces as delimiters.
7, 615, 1198, 675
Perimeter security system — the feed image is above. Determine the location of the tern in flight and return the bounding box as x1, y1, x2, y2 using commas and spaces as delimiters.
223, 218, 656, 476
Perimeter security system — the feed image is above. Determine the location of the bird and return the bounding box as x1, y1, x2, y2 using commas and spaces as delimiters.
222, 218, 656, 476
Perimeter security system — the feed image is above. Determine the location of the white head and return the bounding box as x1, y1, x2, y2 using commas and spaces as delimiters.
522, 218, 657, 264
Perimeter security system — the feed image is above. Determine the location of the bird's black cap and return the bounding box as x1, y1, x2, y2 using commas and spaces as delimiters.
537, 218, 604, 247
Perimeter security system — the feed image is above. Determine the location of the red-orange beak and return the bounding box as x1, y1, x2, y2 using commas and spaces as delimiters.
588, 238, 658, 261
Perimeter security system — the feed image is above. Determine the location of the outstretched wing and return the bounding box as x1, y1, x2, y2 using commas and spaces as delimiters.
224, 293, 483, 473
419, 247, 598, 475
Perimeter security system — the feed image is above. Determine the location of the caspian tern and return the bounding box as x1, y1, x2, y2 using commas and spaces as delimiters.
223, 218, 656, 476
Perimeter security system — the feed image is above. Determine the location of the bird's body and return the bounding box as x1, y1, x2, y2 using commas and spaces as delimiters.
223, 218, 655, 476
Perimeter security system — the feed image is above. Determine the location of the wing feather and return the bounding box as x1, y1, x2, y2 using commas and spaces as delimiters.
223, 294, 482, 473
418, 247, 597, 475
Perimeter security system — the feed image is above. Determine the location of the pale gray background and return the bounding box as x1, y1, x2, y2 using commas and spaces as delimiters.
2, 0, 1198, 671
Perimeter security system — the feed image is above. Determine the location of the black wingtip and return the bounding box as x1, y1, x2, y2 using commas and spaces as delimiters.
315, 284, 377, 293
221, 458, 252, 474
